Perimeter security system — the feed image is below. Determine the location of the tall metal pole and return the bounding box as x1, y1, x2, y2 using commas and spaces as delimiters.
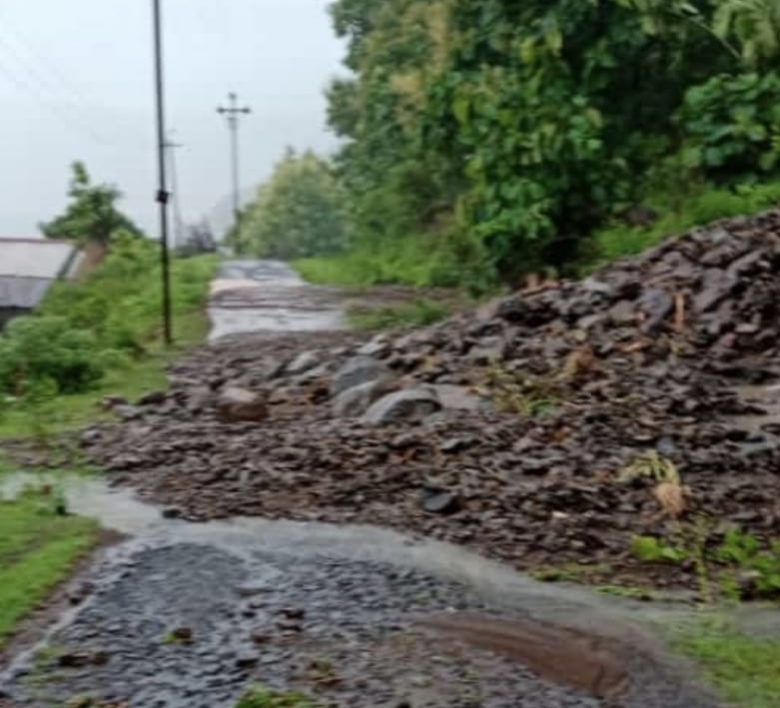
217, 92, 251, 233
153, 0, 172, 345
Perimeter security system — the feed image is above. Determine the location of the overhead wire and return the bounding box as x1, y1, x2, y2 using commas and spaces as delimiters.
0, 9, 149, 149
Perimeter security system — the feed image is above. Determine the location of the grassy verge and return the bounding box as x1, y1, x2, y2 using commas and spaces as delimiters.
0, 486, 99, 647
593, 180, 780, 264
346, 298, 452, 331
0, 247, 218, 441
674, 620, 780, 708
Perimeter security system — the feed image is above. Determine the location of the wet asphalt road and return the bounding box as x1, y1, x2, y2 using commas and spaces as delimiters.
0, 262, 726, 708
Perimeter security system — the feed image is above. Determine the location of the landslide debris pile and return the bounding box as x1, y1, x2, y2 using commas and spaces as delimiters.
83, 210, 780, 587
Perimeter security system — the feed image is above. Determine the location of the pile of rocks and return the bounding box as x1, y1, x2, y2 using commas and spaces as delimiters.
82, 210, 780, 589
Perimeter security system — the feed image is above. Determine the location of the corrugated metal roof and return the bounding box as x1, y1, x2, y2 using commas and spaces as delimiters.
0, 276, 53, 309
0, 238, 79, 278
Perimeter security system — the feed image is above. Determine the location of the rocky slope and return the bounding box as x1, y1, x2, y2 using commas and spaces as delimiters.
81, 210, 780, 592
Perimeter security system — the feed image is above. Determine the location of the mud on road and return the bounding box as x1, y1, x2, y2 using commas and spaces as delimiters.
4, 250, 759, 708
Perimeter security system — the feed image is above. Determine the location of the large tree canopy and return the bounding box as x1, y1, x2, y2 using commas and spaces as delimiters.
325, 0, 780, 283
229, 149, 349, 260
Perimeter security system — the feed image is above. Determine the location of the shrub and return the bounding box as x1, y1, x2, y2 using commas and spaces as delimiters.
0, 317, 104, 395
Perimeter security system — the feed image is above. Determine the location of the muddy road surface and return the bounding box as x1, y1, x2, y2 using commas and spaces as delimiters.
1, 262, 725, 708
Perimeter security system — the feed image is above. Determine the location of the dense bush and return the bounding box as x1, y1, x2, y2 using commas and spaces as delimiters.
40, 232, 216, 354
318, 0, 780, 285
0, 233, 217, 398
0, 317, 104, 395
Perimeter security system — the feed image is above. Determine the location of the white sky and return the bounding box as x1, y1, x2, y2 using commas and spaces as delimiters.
0, 0, 345, 239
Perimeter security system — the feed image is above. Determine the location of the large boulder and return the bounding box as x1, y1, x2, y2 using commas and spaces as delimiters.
285, 350, 322, 376
360, 387, 442, 425
332, 377, 398, 418
216, 387, 268, 423
331, 356, 388, 396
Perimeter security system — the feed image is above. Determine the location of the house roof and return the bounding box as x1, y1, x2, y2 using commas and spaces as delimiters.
0, 276, 53, 310
0, 238, 83, 309
0, 238, 80, 279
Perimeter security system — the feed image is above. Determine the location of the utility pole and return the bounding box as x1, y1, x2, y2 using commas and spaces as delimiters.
216, 92, 251, 233
165, 132, 184, 250
152, 0, 172, 345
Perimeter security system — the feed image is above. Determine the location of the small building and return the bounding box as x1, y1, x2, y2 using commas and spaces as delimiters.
0, 238, 85, 329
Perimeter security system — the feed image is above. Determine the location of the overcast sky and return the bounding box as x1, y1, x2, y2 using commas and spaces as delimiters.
0, 0, 346, 241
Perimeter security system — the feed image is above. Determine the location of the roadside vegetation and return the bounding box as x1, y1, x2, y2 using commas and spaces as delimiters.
223, 1, 780, 295
0, 162, 218, 441
674, 620, 780, 708
0, 482, 99, 648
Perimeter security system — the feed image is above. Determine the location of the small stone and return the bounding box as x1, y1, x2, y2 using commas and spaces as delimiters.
216, 387, 268, 423
57, 651, 92, 668
171, 627, 193, 643
279, 607, 306, 620
332, 377, 398, 418
113, 404, 143, 421
361, 387, 442, 425
137, 390, 167, 406
235, 653, 260, 669
161, 507, 182, 519
286, 350, 322, 376
331, 356, 389, 396
419, 490, 463, 515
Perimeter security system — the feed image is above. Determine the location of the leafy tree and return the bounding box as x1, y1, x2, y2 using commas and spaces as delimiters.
236, 149, 349, 260
40, 161, 142, 246
325, 0, 780, 282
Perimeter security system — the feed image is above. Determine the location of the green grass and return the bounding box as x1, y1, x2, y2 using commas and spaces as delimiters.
0, 489, 99, 646
346, 298, 451, 331
0, 249, 218, 441
0, 312, 210, 441
675, 620, 780, 708
593, 180, 780, 263
235, 686, 311, 708
293, 230, 495, 294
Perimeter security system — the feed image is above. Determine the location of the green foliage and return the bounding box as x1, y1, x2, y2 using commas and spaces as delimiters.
714, 530, 780, 599
0, 318, 103, 396
347, 298, 450, 331
631, 535, 689, 564
678, 72, 780, 183
632, 526, 780, 601
593, 180, 780, 262
232, 149, 348, 260
0, 486, 98, 645
39, 161, 142, 245
675, 621, 780, 708
323, 0, 780, 282
39, 233, 217, 354
235, 686, 310, 708
294, 224, 495, 295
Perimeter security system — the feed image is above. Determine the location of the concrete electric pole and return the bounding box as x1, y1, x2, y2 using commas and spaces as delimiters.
216, 92, 251, 234
164, 132, 184, 250
152, 0, 172, 345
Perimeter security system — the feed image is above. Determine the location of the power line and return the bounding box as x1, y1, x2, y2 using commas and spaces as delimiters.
0, 15, 150, 150
0, 7, 99, 113
0, 49, 113, 146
